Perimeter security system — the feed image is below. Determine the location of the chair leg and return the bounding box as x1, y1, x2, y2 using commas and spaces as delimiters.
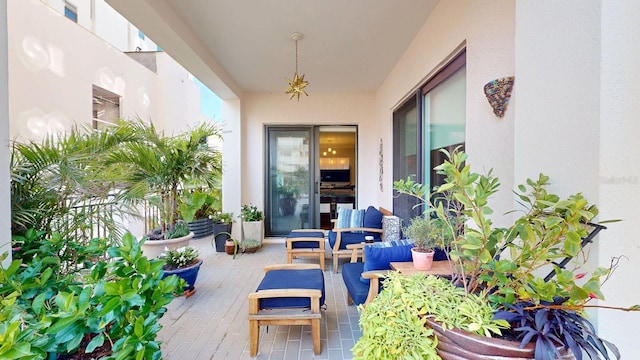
333, 254, 338, 273
249, 320, 259, 356
287, 252, 293, 264
319, 254, 325, 272
346, 292, 353, 305
311, 318, 321, 355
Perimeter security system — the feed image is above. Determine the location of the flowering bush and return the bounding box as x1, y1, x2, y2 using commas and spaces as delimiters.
161, 246, 199, 270
239, 204, 264, 221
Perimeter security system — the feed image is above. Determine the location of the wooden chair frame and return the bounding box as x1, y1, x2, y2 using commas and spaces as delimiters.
331, 207, 393, 273
286, 229, 326, 271
248, 264, 323, 356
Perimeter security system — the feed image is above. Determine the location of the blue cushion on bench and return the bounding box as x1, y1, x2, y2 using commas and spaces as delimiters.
256, 269, 325, 309
360, 239, 414, 283
342, 262, 369, 306
287, 231, 325, 249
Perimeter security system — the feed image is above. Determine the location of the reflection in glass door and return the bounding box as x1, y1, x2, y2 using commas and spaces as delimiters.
266, 127, 315, 236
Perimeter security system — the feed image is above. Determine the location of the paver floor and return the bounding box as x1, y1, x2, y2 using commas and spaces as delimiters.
158, 235, 361, 359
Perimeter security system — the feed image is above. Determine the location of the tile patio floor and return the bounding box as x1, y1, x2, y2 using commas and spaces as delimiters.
158, 235, 362, 359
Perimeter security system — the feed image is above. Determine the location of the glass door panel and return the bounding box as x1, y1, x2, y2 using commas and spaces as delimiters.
266, 127, 314, 236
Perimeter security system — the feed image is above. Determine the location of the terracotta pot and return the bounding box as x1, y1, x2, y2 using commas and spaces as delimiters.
424, 318, 574, 360
225, 239, 236, 255
411, 248, 435, 270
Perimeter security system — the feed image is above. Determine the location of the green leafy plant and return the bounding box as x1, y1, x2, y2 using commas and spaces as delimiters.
0, 232, 180, 359
160, 246, 199, 270
104, 119, 223, 238
403, 215, 442, 252
211, 211, 234, 224
392, 147, 638, 359
239, 204, 264, 222
353, 272, 507, 359
241, 238, 261, 251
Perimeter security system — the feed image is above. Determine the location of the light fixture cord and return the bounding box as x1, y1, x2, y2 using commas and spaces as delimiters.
295, 39, 299, 74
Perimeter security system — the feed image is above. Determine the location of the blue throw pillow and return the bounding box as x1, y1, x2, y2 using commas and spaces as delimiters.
363, 206, 383, 229
360, 239, 414, 283
337, 208, 364, 229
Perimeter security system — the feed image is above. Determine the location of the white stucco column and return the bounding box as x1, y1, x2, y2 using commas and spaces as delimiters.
1, 1, 12, 267
222, 99, 242, 241
516, 1, 640, 357
598, 1, 640, 355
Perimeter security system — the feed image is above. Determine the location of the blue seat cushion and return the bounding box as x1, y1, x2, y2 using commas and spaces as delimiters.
360, 239, 414, 283
256, 269, 325, 309
328, 231, 382, 250
287, 231, 325, 249
342, 262, 369, 306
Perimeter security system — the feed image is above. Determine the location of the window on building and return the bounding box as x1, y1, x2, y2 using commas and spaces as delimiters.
64, 2, 78, 23
92, 85, 120, 130
392, 49, 466, 224
138, 30, 145, 40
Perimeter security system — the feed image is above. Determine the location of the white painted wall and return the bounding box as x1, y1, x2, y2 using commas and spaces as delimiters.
598, 1, 640, 355
7, 0, 202, 141
1, 2, 11, 266
241, 92, 376, 213
8, 0, 159, 140
376, 0, 516, 226
514, 1, 639, 356
155, 53, 202, 134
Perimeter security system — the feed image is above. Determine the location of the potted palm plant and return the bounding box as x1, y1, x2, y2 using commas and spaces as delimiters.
360, 148, 639, 360
103, 119, 223, 258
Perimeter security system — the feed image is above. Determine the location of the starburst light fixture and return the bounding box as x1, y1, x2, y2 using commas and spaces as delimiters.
285, 32, 309, 101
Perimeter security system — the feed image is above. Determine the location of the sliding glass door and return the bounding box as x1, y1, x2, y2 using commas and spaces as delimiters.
265, 126, 315, 236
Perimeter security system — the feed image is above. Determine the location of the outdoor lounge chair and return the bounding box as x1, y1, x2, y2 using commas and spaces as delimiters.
328, 206, 392, 273
248, 264, 325, 356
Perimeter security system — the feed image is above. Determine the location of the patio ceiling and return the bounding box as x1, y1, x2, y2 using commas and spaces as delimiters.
106, 0, 438, 99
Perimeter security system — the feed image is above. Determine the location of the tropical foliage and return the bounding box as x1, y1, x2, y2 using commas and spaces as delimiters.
103, 119, 223, 237
0, 232, 180, 359
388, 148, 638, 359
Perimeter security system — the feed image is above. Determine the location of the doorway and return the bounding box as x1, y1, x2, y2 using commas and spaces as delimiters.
265, 125, 357, 236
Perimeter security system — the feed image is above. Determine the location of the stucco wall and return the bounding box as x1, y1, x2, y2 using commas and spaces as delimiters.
375, 0, 516, 226
241, 92, 375, 212
7, 0, 160, 140
598, 1, 640, 355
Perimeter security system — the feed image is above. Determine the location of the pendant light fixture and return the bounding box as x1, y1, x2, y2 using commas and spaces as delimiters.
285, 32, 309, 101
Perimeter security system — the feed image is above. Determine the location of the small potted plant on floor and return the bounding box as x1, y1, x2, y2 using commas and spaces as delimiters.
239, 203, 265, 245
403, 215, 442, 270
212, 211, 234, 252
241, 238, 261, 253
161, 246, 203, 298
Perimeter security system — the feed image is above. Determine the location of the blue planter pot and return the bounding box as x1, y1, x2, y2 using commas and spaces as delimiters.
162, 258, 203, 291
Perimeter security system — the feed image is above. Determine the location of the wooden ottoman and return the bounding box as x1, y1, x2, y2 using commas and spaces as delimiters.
248, 264, 325, 356
286, 229, 326, 271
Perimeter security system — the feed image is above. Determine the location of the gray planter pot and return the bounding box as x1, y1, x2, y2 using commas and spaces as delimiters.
212, 222, 233, 252
187, 218, 214, 239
